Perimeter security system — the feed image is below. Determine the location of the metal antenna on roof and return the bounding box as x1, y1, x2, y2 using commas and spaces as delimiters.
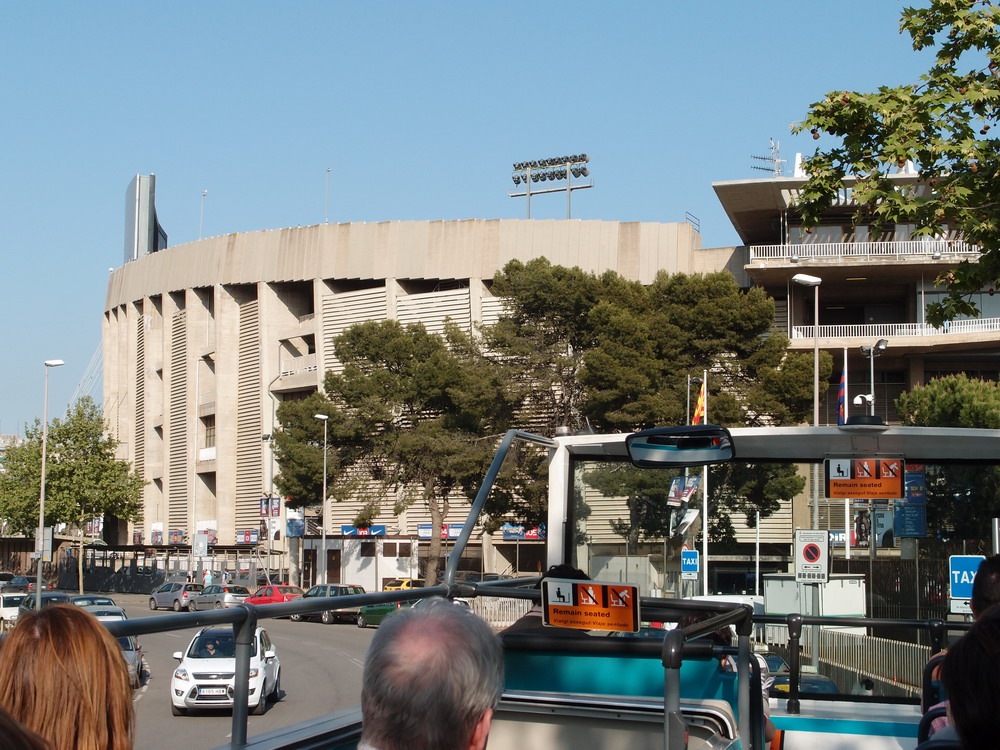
751, 139, 785, 177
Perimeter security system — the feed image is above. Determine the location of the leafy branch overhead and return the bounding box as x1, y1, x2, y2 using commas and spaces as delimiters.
794, 0, 1000, 325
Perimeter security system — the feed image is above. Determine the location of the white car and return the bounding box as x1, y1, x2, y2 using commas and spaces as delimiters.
170, 626, 280, 716
82, 605, 128, 622
0, 593, 24, 626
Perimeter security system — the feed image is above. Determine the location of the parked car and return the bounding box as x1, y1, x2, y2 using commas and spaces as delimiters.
7, 576, 47, 594
0, 572, 17, 590
383, 578, 424, 591
0, 593, 25, 624
149, 582, 205, 611
771, 673, 840, 695
83, 605, 129, 622
763, 652, 790, 674
356, 595, 469, 628
170, 625, 280, 715
17, 592, 71, 616
189, 584, 251, 611
245, 585, 304, 607
118, 635, 144, 689
69, 595, 117, 607
290, 584, 366, 624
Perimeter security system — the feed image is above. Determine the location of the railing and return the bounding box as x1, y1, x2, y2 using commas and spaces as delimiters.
790, 316, 1000, 339
278, 353, 317, 377
750, 239, 979, 262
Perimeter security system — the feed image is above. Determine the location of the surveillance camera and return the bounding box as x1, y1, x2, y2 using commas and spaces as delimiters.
853, 395, 865, 406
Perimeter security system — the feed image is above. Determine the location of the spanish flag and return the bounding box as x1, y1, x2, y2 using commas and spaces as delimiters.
691, 381, 706, 425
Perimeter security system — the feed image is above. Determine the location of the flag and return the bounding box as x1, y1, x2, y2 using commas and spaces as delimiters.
837, 363, 847, 425
691, 381, 706, 425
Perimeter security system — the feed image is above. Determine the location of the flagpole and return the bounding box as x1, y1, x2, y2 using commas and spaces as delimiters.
843, 348, 852, 560
701, 369, 709, 597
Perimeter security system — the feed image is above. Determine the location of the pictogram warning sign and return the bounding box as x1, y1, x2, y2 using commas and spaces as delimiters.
825, 457, 904, 499
795, 530, 830, 584
542, 578, 640, 632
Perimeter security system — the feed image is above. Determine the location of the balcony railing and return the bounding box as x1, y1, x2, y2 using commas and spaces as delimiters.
750, 239, 979, 263
279, 352, 317, 377
791, 317, 1000, 340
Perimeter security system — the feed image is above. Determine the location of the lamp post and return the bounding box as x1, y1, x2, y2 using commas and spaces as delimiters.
199, 190, 208, 240
37, 359, 65, 610
314, 414, 329, 585
792, 273, 822, 529
859, 339, 889, 417
324, 168, 332, 224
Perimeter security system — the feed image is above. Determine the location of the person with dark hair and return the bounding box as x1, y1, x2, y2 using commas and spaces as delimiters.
360, 598, 504, 750
941, 607, 1000, 748
971, 554, 1000, 618
0, 604, 134, 750
925, 554, 1000, 737
500, 565, 590, 636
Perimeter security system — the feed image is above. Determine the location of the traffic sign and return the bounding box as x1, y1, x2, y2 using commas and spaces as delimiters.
950, 555, 985, 613
681, 549, 699, 580
542, 578, 640, 633
795, 529, 830, 583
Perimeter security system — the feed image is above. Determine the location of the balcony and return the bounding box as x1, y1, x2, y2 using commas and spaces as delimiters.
750, 239, 979, 264
791, 317, 1000, 340
272, 353, 319, 393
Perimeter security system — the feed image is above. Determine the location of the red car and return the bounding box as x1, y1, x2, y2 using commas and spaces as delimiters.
246, 585, 304, 606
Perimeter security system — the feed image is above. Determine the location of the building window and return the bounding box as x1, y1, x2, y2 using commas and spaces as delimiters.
399, 543, 411, 558
203, 415, 215, 448
360, 542, 376, 558
383, 542, 396, 557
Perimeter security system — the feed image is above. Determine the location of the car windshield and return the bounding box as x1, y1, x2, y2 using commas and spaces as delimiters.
224, 586, 250, 595
117, 636, 138, 651
188, 633, 248, 659
277, 587, 302, 595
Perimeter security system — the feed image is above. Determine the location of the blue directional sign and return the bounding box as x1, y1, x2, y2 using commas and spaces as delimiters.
950, 555, 986, 601
681, 549, 699, 580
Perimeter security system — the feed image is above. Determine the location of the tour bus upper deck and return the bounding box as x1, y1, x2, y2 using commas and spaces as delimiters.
101, 422, 996, 749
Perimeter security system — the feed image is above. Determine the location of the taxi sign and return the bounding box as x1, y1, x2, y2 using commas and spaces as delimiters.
825, 457, 904, 499
542, 578, 640, 633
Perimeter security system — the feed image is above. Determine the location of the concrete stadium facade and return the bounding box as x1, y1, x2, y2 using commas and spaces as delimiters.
103, 218, 747, 573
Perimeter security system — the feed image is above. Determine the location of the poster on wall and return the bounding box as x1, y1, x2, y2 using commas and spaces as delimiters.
286, 506, 304, 538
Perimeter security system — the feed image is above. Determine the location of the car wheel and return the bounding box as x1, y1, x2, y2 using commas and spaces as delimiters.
171, 703, 186, 716
172, 599, 182, 612
215, 601, 224, 610
251, 692, 267, 716
189, 600, 197, 612
357, 614, 367, 628
321, 610, 334, 625
149, 599, 157, 611
270, 671, 281, 701
289, 613, 301, 622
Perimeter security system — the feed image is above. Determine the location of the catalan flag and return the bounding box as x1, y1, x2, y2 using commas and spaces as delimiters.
691, 380, 706, 425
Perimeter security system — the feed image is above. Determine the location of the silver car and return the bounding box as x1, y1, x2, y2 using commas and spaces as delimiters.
149, 582, 204, 611
189, 584, 251, 611
290, 584, 367, 624
117, 635, 145, 689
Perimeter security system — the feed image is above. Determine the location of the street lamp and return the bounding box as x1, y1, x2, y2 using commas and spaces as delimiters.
38, 359, 65, 610
324, 168, 332, 224
792, 273, 822, 531
314, 414, 329, 585
859, 339, 889, 417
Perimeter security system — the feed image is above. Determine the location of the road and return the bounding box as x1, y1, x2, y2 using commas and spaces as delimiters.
114, 593, 375, 749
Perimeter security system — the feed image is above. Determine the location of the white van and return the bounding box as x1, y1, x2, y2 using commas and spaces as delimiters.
0, 592, 26, 626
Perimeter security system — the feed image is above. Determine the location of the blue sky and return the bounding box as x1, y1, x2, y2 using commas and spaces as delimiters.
0, 1, 930, 434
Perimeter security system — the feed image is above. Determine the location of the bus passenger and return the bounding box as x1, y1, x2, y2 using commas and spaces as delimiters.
360, 598, 503, 750
942, 607, 1000, 748
0, 604, 134, 750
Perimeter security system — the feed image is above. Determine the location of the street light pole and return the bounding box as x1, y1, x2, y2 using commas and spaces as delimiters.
37, 359, 65, 610
324, 168, 332, 224
792, 273, 823, 528
859, 339, 889, 417
314, 414, 329, 585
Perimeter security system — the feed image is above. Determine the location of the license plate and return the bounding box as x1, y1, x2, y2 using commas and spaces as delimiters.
199, 687, 227, 696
